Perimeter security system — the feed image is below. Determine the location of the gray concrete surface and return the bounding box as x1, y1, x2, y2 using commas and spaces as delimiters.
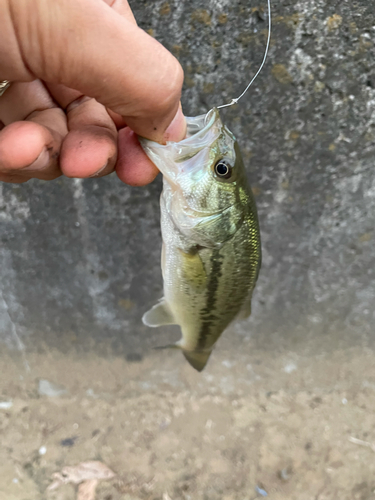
1, 0, 374, 359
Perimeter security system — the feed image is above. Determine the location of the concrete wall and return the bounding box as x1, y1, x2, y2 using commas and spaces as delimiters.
1, 0, 374, 359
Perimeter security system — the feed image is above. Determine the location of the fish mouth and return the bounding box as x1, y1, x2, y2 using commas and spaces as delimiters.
139, 108, 223, 181
148, 107, 219, 148
180, 108, 219, 145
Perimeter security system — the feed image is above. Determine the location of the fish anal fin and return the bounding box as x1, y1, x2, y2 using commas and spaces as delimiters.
142, 300, 176, 327
182, 350, 212, 372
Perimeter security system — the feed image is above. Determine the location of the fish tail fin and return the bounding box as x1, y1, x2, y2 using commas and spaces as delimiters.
153, 342, 212, 372
182, 350, 212, 372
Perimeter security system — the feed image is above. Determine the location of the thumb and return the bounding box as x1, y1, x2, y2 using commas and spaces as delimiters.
1, 0, 185, 142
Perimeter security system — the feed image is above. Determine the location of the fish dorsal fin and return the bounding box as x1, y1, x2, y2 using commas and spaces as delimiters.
183, 350, 212, 372
142, 300, 176, 327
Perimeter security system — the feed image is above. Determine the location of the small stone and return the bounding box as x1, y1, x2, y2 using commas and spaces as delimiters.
284, 362, 297, 374
255, 485, 268, 497
278, 466, 293, 482
38, 379, 67, 398
126, 352, 143, 363
60, 436, 78, 447
0, 401, 13, 409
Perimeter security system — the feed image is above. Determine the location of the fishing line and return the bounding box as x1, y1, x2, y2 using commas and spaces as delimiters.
217, 0, 272, 110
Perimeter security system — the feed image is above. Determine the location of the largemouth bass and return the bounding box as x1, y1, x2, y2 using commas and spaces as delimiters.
140, 108, 261, 371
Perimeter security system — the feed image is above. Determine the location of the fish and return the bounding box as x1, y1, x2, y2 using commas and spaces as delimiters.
139, 108, 261, 371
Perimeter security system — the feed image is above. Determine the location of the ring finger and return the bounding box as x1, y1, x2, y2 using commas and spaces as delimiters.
0, 80, 68, 182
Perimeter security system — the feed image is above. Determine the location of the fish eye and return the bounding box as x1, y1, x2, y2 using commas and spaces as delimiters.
214, 160, 232, 179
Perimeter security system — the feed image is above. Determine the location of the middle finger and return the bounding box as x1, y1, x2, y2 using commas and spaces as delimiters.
47, 83, 118, 178
45, 0, 139, 179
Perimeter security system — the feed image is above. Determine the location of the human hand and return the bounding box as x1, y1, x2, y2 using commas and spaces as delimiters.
0, 0, 186, 185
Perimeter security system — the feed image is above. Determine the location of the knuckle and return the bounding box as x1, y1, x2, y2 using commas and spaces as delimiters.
153, 61, 184, 114
137, 48, 183, 119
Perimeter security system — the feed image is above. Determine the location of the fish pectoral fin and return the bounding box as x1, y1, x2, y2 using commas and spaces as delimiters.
178, 248, 207, 291
182, 350, 212, 372
142, 300, 176, 327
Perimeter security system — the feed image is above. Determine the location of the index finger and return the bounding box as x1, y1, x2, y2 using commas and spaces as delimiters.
4, 0, 184, 142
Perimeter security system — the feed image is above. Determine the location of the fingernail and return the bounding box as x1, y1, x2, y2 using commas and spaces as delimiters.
89, 162, 108, 177
163, 106, 186, 143
22, 148, 50, 171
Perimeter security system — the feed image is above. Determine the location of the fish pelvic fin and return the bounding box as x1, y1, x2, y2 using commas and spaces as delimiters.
182, 349, 212, 372
153, 343, 181, 350
142, 299, 176, 327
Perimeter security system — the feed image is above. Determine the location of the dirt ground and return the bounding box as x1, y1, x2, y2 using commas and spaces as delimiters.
1, 333, 375, 500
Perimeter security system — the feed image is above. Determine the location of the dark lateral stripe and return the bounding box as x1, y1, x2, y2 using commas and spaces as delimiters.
197, 249, 223, 349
